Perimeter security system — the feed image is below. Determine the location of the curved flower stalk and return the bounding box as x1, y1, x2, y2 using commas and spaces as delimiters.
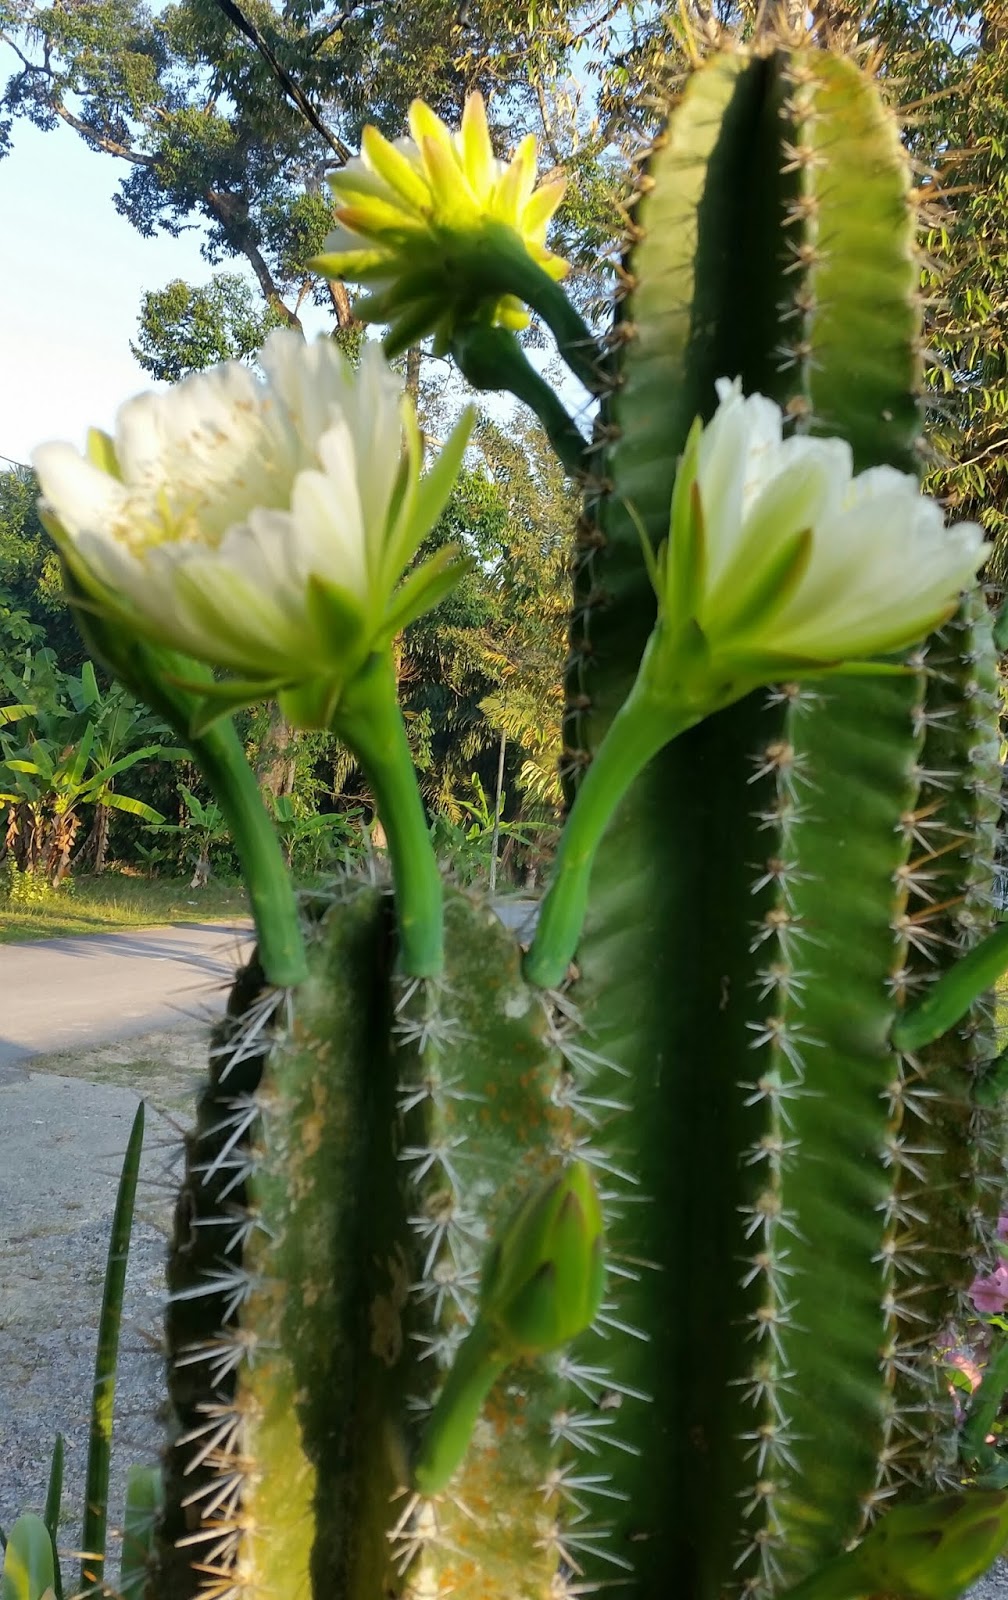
524, 376, 985, 989
34, 331, 474, 977
310, 92, 570, 356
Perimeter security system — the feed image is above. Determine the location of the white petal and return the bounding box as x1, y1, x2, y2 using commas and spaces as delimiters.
163, 554, 309, 673
32, 443, 126, 539
290, 456, 370, 604
698, 384, 785, 589
342, 344, 405, 547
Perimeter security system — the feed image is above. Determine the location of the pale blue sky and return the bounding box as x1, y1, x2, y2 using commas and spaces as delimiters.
0, 118, 330, 468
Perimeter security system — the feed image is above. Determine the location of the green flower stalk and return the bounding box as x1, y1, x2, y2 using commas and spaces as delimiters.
524, 376, 985, 989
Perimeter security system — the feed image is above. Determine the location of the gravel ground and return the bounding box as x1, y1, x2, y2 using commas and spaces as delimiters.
2, 1021, 1008, 1596
0, 1034, 199, 1586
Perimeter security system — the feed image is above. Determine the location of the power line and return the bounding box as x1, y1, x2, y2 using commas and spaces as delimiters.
207, 0, 352, 163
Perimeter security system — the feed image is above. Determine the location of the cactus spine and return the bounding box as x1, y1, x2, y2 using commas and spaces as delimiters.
49, 32, 1004, 1600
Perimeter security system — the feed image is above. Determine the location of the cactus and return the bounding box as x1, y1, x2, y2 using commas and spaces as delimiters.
20, 23, 1008, 1600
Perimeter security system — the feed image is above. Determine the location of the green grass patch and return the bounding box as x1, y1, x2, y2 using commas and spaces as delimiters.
0, 872, 248, 943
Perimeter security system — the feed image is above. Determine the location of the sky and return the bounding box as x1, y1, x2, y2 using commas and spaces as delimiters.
0, 117, 329, 469
0, 107, 589, 474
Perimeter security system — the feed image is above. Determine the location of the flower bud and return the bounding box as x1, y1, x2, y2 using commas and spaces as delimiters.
848, 1489, 1008, 1600
479, 1159, 605, 1356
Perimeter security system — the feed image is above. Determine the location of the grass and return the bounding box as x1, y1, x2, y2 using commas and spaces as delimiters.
0, 870, 248, 943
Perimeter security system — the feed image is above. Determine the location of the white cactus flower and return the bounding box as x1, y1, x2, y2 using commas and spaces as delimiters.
644, 377, 985, 705
33, 331, 473, 717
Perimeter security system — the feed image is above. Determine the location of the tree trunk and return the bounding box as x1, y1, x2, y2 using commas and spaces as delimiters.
93, 804, 111, 874
47, 811, 79, 886
489, 729, 506, 895
405, 344, 422, 400
71, 803, 112, 873
255, 703, 297, 801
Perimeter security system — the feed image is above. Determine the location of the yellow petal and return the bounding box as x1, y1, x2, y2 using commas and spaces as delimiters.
419, 133, 478, 216
459, 92, 496, 199
493, 133, 537, 223
361, 124, 431, 214
335, 198, 424, 243
408, 98, 458, 161
522, 175, 567, 238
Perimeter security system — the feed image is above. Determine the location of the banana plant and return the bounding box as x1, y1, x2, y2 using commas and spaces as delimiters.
22, 22, 1008, 1600
0, 653, 172, 882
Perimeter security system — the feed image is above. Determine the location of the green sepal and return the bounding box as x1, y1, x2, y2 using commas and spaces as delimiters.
712, 526, 813, 637
664, 417, 705, 626
381, 545, 472, 639
304, 572, 369, 662
396, 406, 476, 574
85, 427, 121, 479
480, 1160, 605, 1352
279, 677, 344, 732
120, 1466, 163, 1600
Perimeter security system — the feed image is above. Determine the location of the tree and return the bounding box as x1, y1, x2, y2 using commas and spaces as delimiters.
0, 654, 170, 882
0, 0, 632, 370
0, 464, 81, 665
132, 271, 284, 380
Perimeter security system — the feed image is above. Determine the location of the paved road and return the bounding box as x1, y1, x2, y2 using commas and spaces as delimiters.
0, 920, 255, 1070
0, 900, 539, 1071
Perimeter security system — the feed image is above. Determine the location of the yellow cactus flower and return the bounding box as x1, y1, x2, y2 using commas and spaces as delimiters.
310, 92, 569, 353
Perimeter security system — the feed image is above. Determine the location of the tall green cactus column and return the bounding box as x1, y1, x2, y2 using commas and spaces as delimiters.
554, 43, 1006, 1600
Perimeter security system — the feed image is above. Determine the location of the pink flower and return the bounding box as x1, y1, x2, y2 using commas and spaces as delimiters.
970, 1263, 1008, 1315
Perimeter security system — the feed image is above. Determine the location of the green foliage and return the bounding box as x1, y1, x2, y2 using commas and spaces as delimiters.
0, 651, 171, 882
0, 468, 77, 665
131, 272, 284, 380
146, 783, 236, 882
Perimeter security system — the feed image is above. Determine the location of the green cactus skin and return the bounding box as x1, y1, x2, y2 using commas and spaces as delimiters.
553, 40, 1006, 1600
153, 885, 601, 1600
134, 36, 1008, 1600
